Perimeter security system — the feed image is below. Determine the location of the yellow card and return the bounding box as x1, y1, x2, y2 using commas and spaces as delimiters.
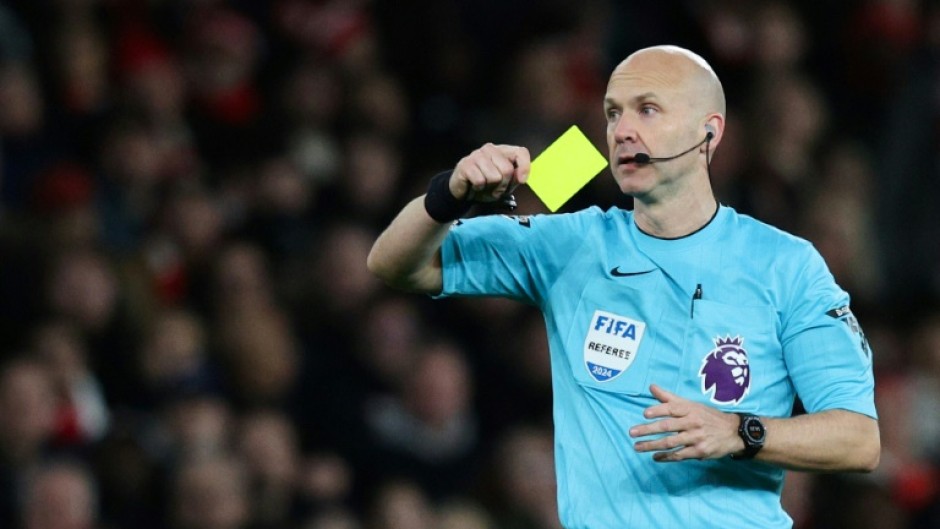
527, 125, 607, 212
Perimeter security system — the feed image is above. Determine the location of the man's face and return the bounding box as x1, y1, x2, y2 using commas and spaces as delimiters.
603, 53, 703, 199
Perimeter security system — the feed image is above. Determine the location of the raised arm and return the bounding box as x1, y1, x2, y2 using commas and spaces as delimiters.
366, 196, 451, 294
367, 143, 530, 294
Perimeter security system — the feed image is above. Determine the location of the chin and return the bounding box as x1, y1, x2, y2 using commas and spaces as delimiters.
613, 173, 652, 198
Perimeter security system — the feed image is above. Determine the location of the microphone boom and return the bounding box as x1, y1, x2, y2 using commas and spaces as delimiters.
632, 132, 712, 165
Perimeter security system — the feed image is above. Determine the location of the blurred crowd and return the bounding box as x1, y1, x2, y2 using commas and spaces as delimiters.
0, 1, 938, 528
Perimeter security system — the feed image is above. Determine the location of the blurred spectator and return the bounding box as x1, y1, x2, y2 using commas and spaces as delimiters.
92, 418, 161, 529
235, 410, 301, 528
292, 294, 426, 465
877, 1, 940, 308
839, 0, 922, 136
799, 141, 882, 305
32, 320, 110, 447
875, 313, 940, 526
475, 309, 553, 436
273, 0, 378, 73
0, 357, 56, 464
0, 61, 59, 211
170, 454, 250, 529
304, 221, 381, 327
490, 426, 561, 529
30, 162, 100, 251
42, 248, 139, 404
362, 338, 480, 499
137, 309, 220, 409
331, 132, 404, 225
52, 18, 110, 118
243, 155, 319, 259
281, 61, 344, 186
297, 453, 355, 514
366, 480, 435, 529
95, 118, 165, 253
437, 499, 497, 529
0, 358, 57, 527
21, 459, 100, 529
210, 241, 278, 316
115, 28, 201, 186
752, 1, 809, 74
163, 186, 226, 269
738, 72, 829, 232
0, 61, 42, 139
184, 8, 278, 170
354, 295, 424, 392
46, 249, 119, 334
348, 72, 410, 139
214, 304, 300, 408
158, 394, 233, 462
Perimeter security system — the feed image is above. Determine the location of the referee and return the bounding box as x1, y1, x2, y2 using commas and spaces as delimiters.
368, 45, 879, 529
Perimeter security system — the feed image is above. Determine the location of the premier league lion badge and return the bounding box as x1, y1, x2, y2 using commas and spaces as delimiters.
699, 335, 750, 405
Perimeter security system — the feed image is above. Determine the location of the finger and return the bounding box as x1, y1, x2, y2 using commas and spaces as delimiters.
646, 386, 690, 419
486, 147, 517, 177
645, 403, 690, 420
495, 145, 531, 184
641, 403, 674, 420
459, 161, 487, 193
634, 432, 688, 453
473, 155, 504, 189
650, 384, 677, 403
629, 417, 681, 438
486, 152, 517, 198
653, 446, 702, 463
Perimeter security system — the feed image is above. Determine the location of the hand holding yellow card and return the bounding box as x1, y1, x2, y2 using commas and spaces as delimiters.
526, 126, 608, 212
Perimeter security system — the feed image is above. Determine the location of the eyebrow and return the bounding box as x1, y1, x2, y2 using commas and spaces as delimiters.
604, 92, 660, 108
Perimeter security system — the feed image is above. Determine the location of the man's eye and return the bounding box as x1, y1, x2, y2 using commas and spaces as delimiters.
606, 109, 620, 121
640, 106, 657, 116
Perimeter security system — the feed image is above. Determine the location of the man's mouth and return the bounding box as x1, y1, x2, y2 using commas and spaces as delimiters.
617, 154, 638, 166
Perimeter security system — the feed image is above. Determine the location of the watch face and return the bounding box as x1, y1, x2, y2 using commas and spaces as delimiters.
744, 417, 765, 442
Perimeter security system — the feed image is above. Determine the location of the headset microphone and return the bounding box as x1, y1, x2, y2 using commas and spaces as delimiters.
633, 130, 714, 165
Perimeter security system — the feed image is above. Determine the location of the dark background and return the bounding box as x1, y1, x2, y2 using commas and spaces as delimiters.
0, 1, 938, 528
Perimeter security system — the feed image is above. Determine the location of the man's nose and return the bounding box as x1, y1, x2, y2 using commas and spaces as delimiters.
612, 116, 638, 143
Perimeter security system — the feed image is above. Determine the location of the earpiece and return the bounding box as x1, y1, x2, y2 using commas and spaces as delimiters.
704, 124, 716, 140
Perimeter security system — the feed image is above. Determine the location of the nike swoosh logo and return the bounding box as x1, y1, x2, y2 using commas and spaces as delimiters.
610, 267, 657, 277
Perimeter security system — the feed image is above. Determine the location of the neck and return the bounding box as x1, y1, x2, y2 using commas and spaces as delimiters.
633, 183, 718, 238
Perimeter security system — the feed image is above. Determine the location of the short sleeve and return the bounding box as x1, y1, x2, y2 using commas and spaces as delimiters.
780, 244, 877, 419
438, 210, 597, 306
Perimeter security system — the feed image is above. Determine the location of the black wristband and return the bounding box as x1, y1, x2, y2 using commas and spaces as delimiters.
424, 170, 472, 223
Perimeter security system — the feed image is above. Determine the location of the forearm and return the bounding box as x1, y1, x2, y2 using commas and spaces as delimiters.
367, 195, 451, 294
758, 409, 880, 472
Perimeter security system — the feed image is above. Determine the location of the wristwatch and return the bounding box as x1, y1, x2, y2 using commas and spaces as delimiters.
730, 413, 766, 460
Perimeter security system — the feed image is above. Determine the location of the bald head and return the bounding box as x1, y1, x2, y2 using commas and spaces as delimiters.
612, 45, 726, 118
603, 44, 728, 206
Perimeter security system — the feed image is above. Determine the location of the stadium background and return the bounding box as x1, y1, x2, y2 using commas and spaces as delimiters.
0, 0, 938, 528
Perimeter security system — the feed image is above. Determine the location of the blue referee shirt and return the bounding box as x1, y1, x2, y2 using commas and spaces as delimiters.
439, 205, 876, 529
